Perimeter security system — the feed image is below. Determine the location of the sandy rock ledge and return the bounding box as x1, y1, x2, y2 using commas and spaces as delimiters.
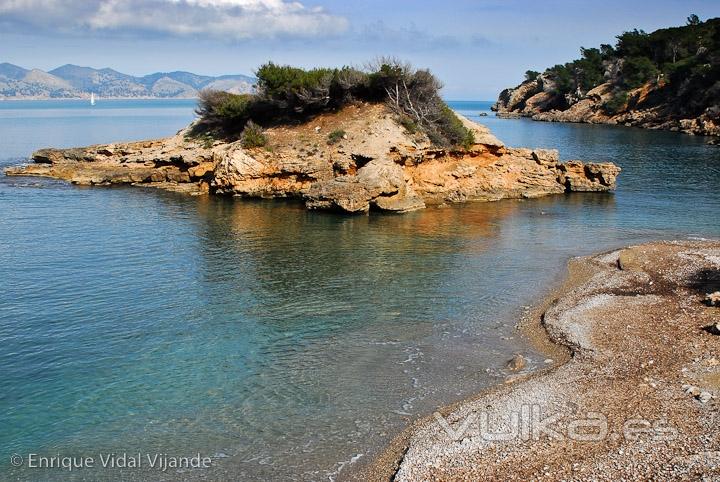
5, 103, 620, 213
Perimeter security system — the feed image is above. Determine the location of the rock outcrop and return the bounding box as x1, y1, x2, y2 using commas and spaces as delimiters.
493, 76, 720, 139
5, 102, 620, 213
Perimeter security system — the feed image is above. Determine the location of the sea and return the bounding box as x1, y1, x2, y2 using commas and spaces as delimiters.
1, 99, 718, 480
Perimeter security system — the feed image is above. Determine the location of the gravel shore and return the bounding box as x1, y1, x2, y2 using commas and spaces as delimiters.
361, 240, 720, 481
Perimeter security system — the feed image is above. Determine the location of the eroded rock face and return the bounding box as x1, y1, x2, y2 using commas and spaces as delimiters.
5, 103, 621, 213
494, 79, 720, 140
305, 158, 425, 213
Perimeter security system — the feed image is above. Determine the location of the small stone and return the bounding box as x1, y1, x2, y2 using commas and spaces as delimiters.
544, 358, 554, 364
507, 354, 526, 372
684, 385, 701, 397
705, 291, 720, 306
617, 250, 644, 271
314, 126, 321, 132
703, 322, 720, 336
698, 391, 712, 403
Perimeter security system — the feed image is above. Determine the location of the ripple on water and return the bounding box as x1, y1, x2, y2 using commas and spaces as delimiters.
1, 100, 720, 480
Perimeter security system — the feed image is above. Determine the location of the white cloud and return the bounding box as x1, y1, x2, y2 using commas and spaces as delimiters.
0, 0, 348, 39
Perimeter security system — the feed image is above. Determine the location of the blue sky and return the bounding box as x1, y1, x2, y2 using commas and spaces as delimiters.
1, 0, 718, 99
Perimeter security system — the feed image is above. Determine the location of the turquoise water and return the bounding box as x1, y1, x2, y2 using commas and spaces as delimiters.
1, 100, 719, 481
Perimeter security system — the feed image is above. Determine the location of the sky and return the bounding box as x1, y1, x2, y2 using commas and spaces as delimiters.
0, 0, 718, 99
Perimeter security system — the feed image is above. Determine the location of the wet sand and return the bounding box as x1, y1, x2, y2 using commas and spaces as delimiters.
359, 240, 720, 481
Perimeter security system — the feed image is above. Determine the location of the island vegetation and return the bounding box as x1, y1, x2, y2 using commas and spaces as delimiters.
493, 16, 720, 137
192, 59, 476, 150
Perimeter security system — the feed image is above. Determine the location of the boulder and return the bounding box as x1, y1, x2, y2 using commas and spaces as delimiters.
558, 161, 621, 191
305, 158, 425, 213
531, 149, 559, 165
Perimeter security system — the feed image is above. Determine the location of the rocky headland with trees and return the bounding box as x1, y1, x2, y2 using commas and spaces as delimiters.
493, 16, 720, 141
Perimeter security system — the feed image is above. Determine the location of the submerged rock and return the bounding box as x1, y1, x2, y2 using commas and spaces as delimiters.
506, 354, 526, 371
5, 102, 621, 214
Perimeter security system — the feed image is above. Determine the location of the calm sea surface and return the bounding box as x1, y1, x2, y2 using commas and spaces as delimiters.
1, 99, 718, 480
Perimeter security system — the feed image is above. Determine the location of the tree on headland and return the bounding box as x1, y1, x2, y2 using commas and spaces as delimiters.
522, 16, 719, 117
524, 70, 540, 82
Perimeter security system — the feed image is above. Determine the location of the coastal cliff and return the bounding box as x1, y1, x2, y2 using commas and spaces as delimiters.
493, 17, 720, 139
5, 103, 620, 214
494, 76, 720, 138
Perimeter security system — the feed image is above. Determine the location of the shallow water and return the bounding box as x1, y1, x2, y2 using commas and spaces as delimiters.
0, 99, 718, 481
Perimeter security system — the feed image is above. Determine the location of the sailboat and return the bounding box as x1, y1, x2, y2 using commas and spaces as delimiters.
90, 92, 96, 106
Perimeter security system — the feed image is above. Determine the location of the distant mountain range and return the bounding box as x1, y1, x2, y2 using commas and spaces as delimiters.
0, 63, 255, 99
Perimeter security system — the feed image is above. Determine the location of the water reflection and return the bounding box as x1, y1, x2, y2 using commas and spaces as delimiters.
3, 100, 719, 481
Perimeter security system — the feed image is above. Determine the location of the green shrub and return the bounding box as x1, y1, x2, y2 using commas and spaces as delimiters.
194, 59, 475, 149
240, 121, 267, 148
603, 90, 628, 114
398, 115, 418, 133
622, 56, 658, 88
427, 105, 475, 149
327, 129, 346, 145
200, 135, 214, 149
461, 129, 476, 151
524, 70, 540, 82
195, 91, 252, 133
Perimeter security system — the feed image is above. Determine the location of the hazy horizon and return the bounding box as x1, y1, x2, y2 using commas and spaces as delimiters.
1, 0, 718, 99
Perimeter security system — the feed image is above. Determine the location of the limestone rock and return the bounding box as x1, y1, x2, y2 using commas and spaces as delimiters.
5, 102, 621, 214
305, 158, 425, 213
558, 161, 621, 191
455, 113, 504, 148
531, 149, 559, 165
493, 77, 720, 138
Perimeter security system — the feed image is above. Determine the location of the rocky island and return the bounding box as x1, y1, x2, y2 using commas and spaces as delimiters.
5, 61, 620, 214
493, 16, 720, 140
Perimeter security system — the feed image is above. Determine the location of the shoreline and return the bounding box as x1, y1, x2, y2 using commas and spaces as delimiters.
3, 103, 621, 214
360, 240, 720, 481
495, 111, 720, 141
350, 252, 589, 481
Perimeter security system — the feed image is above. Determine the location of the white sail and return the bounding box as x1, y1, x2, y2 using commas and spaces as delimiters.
90, 92, 95, 106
